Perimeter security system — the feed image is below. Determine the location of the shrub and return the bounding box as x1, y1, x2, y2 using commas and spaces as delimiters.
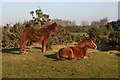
2, 23, 22, 48
108, 31, 120, 50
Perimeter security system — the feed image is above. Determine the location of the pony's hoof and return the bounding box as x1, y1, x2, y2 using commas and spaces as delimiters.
25, 52, 28, 54
20, 52, 28, 55
21, 53, 26, 55
84, 55, 91, 59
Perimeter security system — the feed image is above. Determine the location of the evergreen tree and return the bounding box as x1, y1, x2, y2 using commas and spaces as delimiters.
30, 8, 50, 26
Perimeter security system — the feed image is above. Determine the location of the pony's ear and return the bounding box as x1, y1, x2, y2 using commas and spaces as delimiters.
89, 36, 95, 41
52, 22, 57, 26
90, 38, 96, 42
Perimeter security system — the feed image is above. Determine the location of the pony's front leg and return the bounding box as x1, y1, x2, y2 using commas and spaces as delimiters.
84, 55, 91, 59
19, 38, 28, 54
19, 43, 27, 54
22, 41, 28, 54
19, 40, 25, 54
68, 51, 75, 60
19, 45, 23, 54
42, 40, 47, 53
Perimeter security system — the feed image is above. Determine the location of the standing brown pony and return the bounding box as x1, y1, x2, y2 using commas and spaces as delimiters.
56, 39, 97, 60
19, 22, 60, 54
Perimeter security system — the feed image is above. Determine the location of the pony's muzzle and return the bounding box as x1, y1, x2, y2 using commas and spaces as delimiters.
94, 45, 97, 49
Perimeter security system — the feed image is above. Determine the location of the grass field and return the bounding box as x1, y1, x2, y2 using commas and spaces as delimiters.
2, 44, 120, 78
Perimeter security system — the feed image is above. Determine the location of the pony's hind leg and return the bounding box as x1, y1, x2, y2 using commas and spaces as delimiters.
19, 42, 27, 54
55, 52, 65, 61
68, 57, 75, 60
22, 42, 28, 54
68, 54, 75, 60
19, 42, 24, 54
42, 40, 48, 53
56, 52, 61, 60
68, 49, 75, 60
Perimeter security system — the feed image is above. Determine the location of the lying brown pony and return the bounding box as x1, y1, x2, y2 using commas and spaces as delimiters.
19, 22, 60, 54
56, 38, 97, 60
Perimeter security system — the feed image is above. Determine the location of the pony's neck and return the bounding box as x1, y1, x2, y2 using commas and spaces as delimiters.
39, 24, 53, 34
48, 25, 54, 32
83, 46, 88, 51
76, 41, 86, 48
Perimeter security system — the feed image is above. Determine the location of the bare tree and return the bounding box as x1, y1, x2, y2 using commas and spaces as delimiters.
91, 18, 108, 26
91, 21, 100, 26
51, 19, 76, 26
100, 18, 108, 26
80, 20, 88, 26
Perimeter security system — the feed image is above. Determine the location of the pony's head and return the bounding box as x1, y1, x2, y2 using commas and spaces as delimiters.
85, 39, 97, 49
52, 22, 60, 34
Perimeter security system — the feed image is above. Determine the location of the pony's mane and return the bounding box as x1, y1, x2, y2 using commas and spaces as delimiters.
76, 39, 93, 48
78, 39, 93, 45
39, 23, 52, 29
77, 39, 87, 45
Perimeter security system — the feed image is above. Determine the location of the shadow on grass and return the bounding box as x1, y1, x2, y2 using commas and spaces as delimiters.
33, 47, 42, 50
97, 44, 110, 51
1, 47, 42, 55
44, 53, 56, 59
115, 53, 120, 57
97, 44, 120, 52
2, 48, 19, 54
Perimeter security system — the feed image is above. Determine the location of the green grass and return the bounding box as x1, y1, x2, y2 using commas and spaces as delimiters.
2, 44, 120, 78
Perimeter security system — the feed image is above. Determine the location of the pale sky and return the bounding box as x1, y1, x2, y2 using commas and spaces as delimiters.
0, 0, 119, 26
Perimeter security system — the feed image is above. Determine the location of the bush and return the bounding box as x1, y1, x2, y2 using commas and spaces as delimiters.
88, 26, 109, 44
2, 23, 23, 48
108, 31, 120, 50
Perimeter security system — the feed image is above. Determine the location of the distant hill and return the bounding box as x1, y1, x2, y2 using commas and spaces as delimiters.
51, 18, 76, 26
